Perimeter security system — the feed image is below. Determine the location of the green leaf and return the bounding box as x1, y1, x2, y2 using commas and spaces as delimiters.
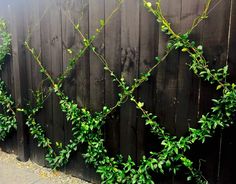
137, 102, 144, 108
166, 160, 171, 167
216, 85, 223, 90
100, 19, 105, 27
181, 48, 188, 52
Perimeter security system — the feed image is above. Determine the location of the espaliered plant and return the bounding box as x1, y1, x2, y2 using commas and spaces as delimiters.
20, 0, 124, 169
1, 0, 235, 183
85, 1, 234, 183
0, 19, 11, 66
0, 18, 16, 141
68, 0, 235, 183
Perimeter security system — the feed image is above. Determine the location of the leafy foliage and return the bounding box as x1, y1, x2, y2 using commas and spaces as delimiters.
23, 0, 236, 183
20, 1, 124, 170
0, 18, 16, 141
0, 19, 11, 68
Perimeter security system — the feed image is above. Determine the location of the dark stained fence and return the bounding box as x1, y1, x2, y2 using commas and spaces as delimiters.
0, 0, 236, 183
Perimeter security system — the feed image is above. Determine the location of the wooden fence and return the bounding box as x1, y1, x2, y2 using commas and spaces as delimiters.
0, 0, 236, 183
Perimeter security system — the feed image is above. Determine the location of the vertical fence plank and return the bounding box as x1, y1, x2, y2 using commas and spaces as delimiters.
220, 0, 236, 183
61, 0, 79, 176
73, 3, 91, 105
75, 1, 90, 110
25, 0, 46, 165
137, 0, 159, 161
120, 0, 140, 161
89, 0, 105, 182
197, 0, 231, 183
8, 0, 29, 161
0, 0, 17, 154
61, 0, 94, 181
89, 0, 105, 112
75, 0, 95, 181
61, 0, 77, 106
228, 0, 236, 79
155, 0, 182, 136
154, 1, 181, 183
175, 0, 204, 136
61, 1, 76, 102
49, 0, 64, 154
175, 2, 206, 182
104, 0, 121, 156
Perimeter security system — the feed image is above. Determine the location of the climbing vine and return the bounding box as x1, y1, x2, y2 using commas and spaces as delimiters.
19, 0, 124, 169
0, 19, 11, 66
0, 18, 16, 141
0, 0, 235, 183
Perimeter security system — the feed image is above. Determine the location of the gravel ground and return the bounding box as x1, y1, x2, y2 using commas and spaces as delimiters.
0, 149, 91, 184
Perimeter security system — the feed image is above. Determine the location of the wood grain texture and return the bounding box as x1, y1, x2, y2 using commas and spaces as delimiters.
8, 0, 29, 161
49, 0, 64, 153
155, 0, 182, 136
138, 0, 159, 161
75, 1, 90, 109
220, 0, 236, 183
155, 1, 182, 182
120, 0, 140, 161
0, 0, 17, 154
25, 0, 46, 165
175, 0, 204, 136
61, 0, 96, 181
198, 0, 231, 183
89, 0, 105, 112
104, 0, 121, 156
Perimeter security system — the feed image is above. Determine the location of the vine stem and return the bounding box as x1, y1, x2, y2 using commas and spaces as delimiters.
186, 47, 226, 88
91, 48, 124, 87
146, 0, 227, 89
188, 0, 212, 33
21, 0, 233, 182
62, 0, 124, 42
24, 41, 55, 86
59, 0, 124, 85
105, 47, 174, 117
23, 1, 126, 166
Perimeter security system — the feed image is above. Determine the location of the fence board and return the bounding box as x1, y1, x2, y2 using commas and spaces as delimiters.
138, 0, 159, 161
48, 0, 65, 154
25, 0, 46, 165
75, 1, 90, 109
220, 0, 236, 183
120, 0, 140, 161
61, 0, 95, 181
0, 0, 17, 154
155, 0, 182, 136
155, 1, 182, 182
175, 0, 203, 136
61, 0, 80, 176
197, 0, 231, 183
89, 0, 105, 113
8, 0, 29, 161
104, 0, 121, 156
229, 0, 236, 79
88, 0, 106, 182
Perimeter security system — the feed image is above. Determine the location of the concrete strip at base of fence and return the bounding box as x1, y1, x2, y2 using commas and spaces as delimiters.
0, 150, 90, 184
